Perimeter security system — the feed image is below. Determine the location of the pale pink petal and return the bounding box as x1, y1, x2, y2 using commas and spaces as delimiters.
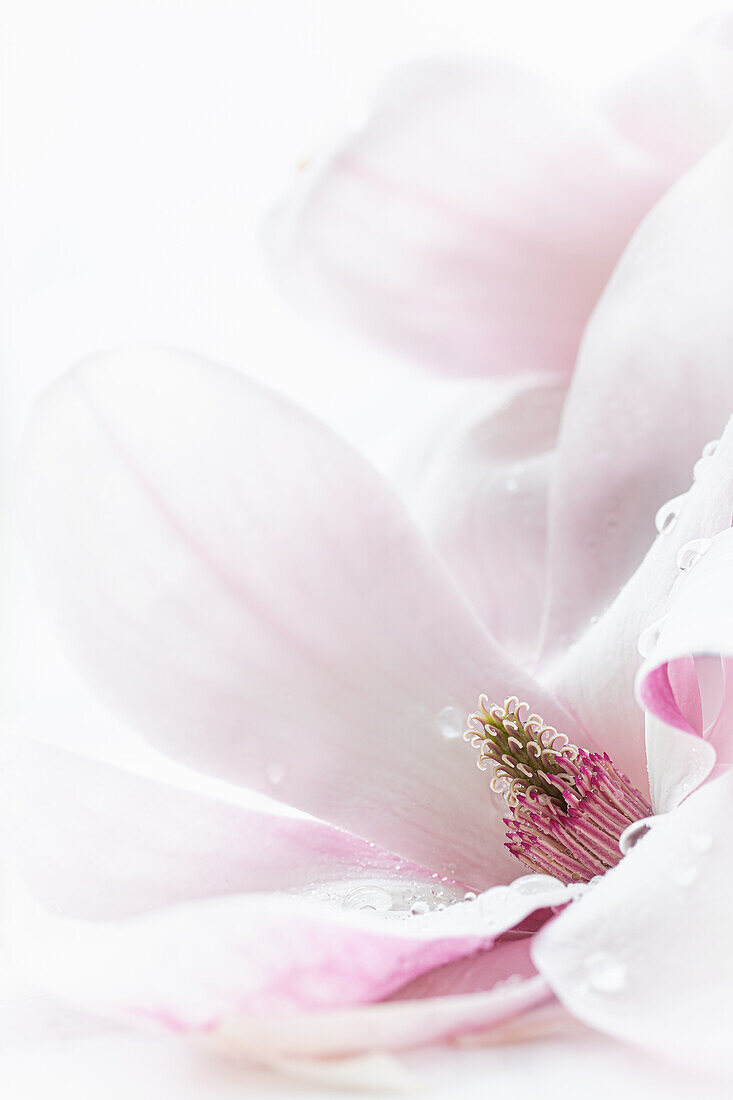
208, 934, 550, 1060
601, 13, 733, 176
2, 736, 432, 919
539, 137, 733, 671
209, 977, 551, 1061
14, 880, 571, 1031
532, 771, 733, 1073
271, 59, 666, 377
385, 374, 565, 659
645, 717, 716, 815
638, 527, 733, 769
387, 934, 537, 1000
542, 413, 733, 792
17, 349, 585, 888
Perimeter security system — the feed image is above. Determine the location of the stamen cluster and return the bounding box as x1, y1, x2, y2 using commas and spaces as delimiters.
465, 697, 651, 884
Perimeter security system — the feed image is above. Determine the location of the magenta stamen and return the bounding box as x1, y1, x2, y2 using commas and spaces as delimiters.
465, 697, 652, 885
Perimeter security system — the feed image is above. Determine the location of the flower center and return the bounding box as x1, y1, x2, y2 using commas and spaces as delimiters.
464, 696, 652, 884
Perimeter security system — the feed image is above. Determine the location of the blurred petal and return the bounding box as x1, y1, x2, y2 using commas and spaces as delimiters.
601, 13, 733, 176
18, 349, 584, 888
533, 772, 733, 1074
2, 736, 429, 919
543, 414, 733, 792
539, 137, 733, 667
271, 59, 666, 377
14, 881, 570, 1030
390, 374, 565, 660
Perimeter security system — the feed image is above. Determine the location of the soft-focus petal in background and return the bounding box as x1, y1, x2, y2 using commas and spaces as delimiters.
270, 59, 667, 378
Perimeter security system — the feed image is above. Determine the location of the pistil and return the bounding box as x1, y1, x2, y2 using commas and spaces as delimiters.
465, 696, 652, 884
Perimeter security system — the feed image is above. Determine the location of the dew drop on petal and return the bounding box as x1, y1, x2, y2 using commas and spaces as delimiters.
672, 864, 698, 887
655, 494, 687, 535
702, 439, 719, 458
638, 621, 664, 658
690, 831, 713, 853
585, 953, 626, 993
266, 762, 285, 786
437, 705, 463, 740
619, 815, 661, 855
410, 900, 430, 916
342, 886, 393, 912
676, 538, 712, 572
463, 890, 477, 902
693, 456, 715, 481
510, 874, 563, 895
477, 886, 511, 913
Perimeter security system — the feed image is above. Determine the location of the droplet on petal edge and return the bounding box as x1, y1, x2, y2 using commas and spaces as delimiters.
584, 952, 626, 994
654, 493, 687, 535
671, 864, 698, 887
676, 538, 713, 572
693, 456, 715, 482
618, 814, 662, 855
638, 618, 666, 658
510, 874, 563, 895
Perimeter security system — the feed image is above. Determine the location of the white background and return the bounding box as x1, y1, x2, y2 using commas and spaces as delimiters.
1, 1, 728, 1096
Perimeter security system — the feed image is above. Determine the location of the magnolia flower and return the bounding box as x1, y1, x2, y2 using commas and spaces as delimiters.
8, 15, 733, 1080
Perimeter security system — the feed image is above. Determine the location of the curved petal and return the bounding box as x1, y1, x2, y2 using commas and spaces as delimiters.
1, 736, 430, 919
601, 13, 733, 177
17, 349, 585, 888
542, 413, 733, 791
638, 527, 733, 768
210, 940, 550, 1060
539, 135, 733, 666
12, 881, 571, 1030
386, 374, 566, 659
270, 59, 666, 377
532, 771, 733, 1074
645, 716, 716, 816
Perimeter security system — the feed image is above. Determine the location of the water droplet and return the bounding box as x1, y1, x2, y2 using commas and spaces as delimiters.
702, 439, 719, 458
510, 874, 563, 895
585, 953, 626, 993
477, 886, 510, 913
638, 621, 665, 658
655, 493, 687, 535
463, 891, 477, 903
410, 900, 429, 916
676, 538, 712, 572
619, 815, 661, 855
672, 864, 698, 887
342, 886, 393, 912
437, 705, 464, 740
505, 478, 519, 493
693, 456, 714, 482
690, 831, 713, 853
266, 762, 284, 786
